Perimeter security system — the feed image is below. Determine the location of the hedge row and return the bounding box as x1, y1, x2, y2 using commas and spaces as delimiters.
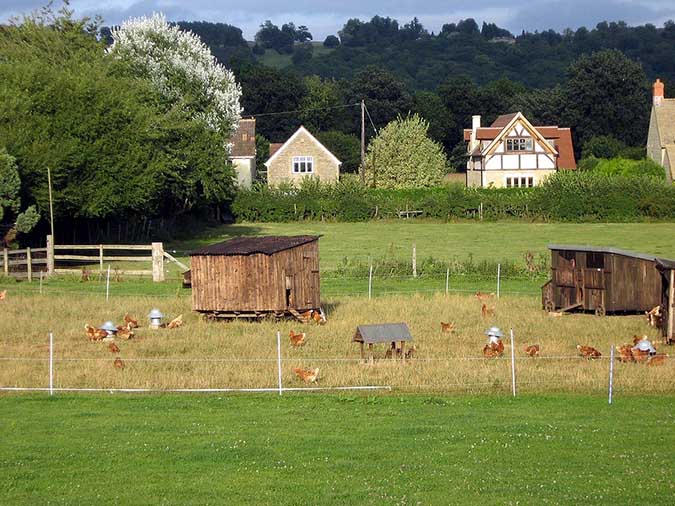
231, 172, 675, 222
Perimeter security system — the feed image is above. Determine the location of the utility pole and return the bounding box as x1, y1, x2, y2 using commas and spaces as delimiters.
360, 99, 365, 184
47, 166, 55, 243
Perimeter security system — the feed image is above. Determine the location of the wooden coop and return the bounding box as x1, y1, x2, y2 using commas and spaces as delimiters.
353, 323, 413, 364
190, 235, 321, 320
542, 244, 670, 316
655, 259, 675, 344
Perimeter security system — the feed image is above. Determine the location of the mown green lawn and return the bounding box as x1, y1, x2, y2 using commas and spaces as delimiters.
1, 394, 672, 505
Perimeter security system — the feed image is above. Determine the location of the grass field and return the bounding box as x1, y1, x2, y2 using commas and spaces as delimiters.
1, 394, 673, 505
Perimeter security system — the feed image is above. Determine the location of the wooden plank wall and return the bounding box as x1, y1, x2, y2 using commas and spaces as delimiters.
191, 241, 321, 313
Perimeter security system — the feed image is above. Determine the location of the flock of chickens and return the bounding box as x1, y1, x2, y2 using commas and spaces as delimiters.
288, 309, 326, 383
85, 312, 183, 369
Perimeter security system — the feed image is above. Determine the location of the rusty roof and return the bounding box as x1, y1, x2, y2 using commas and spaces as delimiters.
228, 119, 256, 158
190, 235, 320, 256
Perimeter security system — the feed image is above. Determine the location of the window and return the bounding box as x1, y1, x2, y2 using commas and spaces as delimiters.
505, 176, 535, 188
505, 138, 533, 152
292, 156, 314, 174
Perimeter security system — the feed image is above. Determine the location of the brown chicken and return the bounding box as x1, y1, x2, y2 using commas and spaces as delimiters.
483, 343, 502, 359
440, 321, 456, 333
645, 305, 662, 327
577, 345, 602, 359
632, 335, 644, 345
166, 315, 183, 329
524, 344, 540, 357
0, 289, 6, 301
85, 324, 107, 341
113, 357, 125, 369
124, 312, 139, 329
481, 304, 496, 319
312, 309, 327, 324
617, 344, 635, 363
289, 330, 306, 347
474, 291, 495, 302
108, 342, 120, 354
631, 348, 650, 363
405, 345, 417, 360
292, 367, 319, 383
116, 325, 134, 340
647, 353, 667, 366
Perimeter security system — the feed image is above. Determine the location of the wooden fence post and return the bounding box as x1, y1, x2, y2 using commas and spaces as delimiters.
2, 248, 7, 277
99, 244, 104, 273
668, 270, 675, 344
26, 247, 32, 282
152, 242, 165, 282
412, 243, 417, 278
46, 235, 55, 276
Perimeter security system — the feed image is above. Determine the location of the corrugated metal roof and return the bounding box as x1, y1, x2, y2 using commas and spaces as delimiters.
547, 244, 675, 263
191, 235, 320, 256
353, 323, 413, 344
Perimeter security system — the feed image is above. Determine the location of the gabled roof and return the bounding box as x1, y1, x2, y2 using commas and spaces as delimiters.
482, 112, 557, 157
228, 119, 256, 158
191, 235, 320, 256
653, 99, 675, 149
353, 323, 413, 344
264, 126, 341, 168
491, 113, 518, 128
269, 143, 283, 158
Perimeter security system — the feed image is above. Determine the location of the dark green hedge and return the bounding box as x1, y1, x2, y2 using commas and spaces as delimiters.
232, 172, 675, 222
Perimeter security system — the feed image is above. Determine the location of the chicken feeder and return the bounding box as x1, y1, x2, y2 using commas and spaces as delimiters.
148, 309, 164, 329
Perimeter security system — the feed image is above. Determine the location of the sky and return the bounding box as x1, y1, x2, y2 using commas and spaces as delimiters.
1, 0, 674, 40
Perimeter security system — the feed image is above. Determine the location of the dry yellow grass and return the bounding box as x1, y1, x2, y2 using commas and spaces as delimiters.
0, 291, 672, 394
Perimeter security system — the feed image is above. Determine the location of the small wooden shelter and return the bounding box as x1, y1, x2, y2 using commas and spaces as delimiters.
655, 258, 675, 344
353, 323, 413, 364
190, 235, 321, 320
542, 244, 670, 316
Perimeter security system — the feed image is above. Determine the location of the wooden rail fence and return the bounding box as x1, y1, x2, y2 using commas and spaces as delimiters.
1, 235, 189, 282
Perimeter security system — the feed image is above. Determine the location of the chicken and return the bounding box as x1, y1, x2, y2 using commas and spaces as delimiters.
632, 335, 644, 345
645, 305, 662, 327
440, 321, 456, 333
647, 353, 667, 367
289, 330, 306, 347
617, 344, 635, 363
116, 325, 134, 340
483, 343, 502, 359
80, 267, 90, 282
524, 344, 540, 357
481, 303, 496, 319
631, 348, 650, 363
292, 367, 319, 383
166, 315, 183, 329
474, 291, 495, 302
108, 342, 120, 354
0, 289, 6, 301
124, 312, 139, 329
113, 357, 125, 369
85, 324, 107, 341
576, 345, 602, 359
312, 309, 327, 325
405, 345, 417, 360
300, 309, 313, 321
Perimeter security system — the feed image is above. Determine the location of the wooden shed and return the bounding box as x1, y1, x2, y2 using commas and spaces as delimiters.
542, 244, 670, 316
353, 323, 413, 364
190, 235, 321, 320
655, 258, 675, 344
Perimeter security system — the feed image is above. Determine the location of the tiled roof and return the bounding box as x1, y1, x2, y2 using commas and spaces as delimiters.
228, 119, 256, 158
490, 113, 518, 128
654, 99, 675, 147
269, 143, 283, 157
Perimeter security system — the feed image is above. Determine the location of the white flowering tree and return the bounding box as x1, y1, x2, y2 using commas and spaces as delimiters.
107, 13, 242, 145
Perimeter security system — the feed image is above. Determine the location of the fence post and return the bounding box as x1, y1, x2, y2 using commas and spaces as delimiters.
152, 242, 165, 282
99, 244, 104, 273
608, 345, 615, 405
368, 263, 373, 300
26, 247, 32, 283
2, 248, 7, 277
445, 268, 450, 296
497, 263, 501, 299
510, 328, 516, 397
106, 264, 111, 302
46, 235, 54, 276
276, 331, 283, 396
49, 331, 54, 396
39, 271, 43, 295
412, 243, 417, 278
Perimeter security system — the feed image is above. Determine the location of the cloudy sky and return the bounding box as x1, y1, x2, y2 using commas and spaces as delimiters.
1, 0, 674, 39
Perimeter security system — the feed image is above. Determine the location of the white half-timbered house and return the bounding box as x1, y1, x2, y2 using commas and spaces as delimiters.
463, 112, 576, 188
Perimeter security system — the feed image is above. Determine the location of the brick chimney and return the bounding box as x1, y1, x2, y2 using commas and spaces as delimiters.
653, 78, 664, 107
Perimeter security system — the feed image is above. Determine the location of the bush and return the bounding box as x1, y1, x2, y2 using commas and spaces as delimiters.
592, 158, 665, 179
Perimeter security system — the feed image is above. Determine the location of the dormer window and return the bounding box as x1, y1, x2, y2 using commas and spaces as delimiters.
506, 138, 533, 152
292, 156, 314, 174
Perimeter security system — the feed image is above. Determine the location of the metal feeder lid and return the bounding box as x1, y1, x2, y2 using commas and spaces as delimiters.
484, 326, 503, 338
100, 321, 117, 332
634, 340, 656, 353
148, 309, 164, 319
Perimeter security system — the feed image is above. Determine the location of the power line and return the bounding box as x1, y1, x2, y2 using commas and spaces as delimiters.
247, 102, 360, 119
363, 103, 378, 135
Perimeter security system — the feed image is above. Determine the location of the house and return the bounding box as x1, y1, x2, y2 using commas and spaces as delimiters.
228, 118, 256, 188
463, 112, 576, 188
190, 235, 322, 320
646, 79, 675, 183
264, 126, 341, 186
